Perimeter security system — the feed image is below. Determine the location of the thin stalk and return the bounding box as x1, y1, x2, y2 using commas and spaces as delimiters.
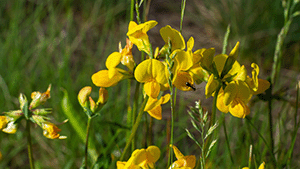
130, 0, 134, 21
26, 120, 35, 169
246, 117, 277, 167
180, 0, 186, 33
127, 80, 132, 150
169, 87, 175, 166
268, 97, 275, 165
120, 95, 149, 161
131, 82, 141, 151
211, 85, 221, 125
83, 117, 92, 169
222, 116, 234, 164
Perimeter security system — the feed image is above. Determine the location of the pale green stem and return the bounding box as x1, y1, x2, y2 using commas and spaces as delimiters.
83, 117, 92, 169
120, 95, 149, 161
222, 115, 234, 164
26, 120, 35, 169
130, 0, 134, 21
131, 82, 140, 151
180, 0, 186, 33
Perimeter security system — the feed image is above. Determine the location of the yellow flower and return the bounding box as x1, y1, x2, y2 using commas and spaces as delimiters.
135, 59, 168, 98
171, 37, 210, 91
42, 122, 66, 139
29, 84, 51, 110
169, 145, 196, 169
117, 145, 161, 169
0, 116, 18, 134
144, 94, 170, 120
160, 25, 185, 52
242, 161, 265, 169
127, 20, 157, 55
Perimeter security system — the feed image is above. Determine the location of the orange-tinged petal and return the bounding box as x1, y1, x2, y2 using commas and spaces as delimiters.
223, 81, 238, 106
184, 155, 196, 168
106, 52, 122, 69
42, 122, 65, 139
229, 98, 250, 118
144, 81, 160, 98
173, 71, 193, 91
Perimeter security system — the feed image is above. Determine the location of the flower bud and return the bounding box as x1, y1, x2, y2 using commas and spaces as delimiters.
19, 93, 28, 110
29, 84, 51, 110
78, 86, 92, 108
32, 108, 52, 116
97, 88, 108, 105
89, 96, 97, 113
42, 122, 66, 139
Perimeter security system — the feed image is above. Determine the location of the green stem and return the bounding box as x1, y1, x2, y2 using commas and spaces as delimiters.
211, 85, 221, 125
26, 120, 35, 169
130, 0, 134, 21
132, 82, 141, 151
180, 0, 186, 33
169, 88, 175, 166
246, 117, 277, 167
120, 95, 149, 161
222, 116, 234, 164
83, 117, 92, 169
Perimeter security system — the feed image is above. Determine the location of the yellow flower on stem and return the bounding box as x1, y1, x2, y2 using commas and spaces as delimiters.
119, 38, 135, 72
169, 145, 196, 169
42, 122, 66, 139
0, 115, 18, 134
159, 25, 185, 54
0, 116, 8, 130
127, 20, 157, 55
144, 94, 170, 120
135, 59, 168, 98
29, 84, 51, 110
117, 145, 161, 169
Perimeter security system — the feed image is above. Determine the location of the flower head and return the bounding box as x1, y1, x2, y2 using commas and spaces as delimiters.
42, 122, 66, 139
117, 145, 160, 169
169, 145, 196, 169
144, 94, 170, 120
29, 84, 51, 110
127, 20, 157, 55
159, 25, 185, 54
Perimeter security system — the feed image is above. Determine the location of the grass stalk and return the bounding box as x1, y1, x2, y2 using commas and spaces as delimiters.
26, 120, 35, 169
120, 95, 149, 161
180, 0, 186, 33
82, 117, 92, 169
222, 116, 234, 164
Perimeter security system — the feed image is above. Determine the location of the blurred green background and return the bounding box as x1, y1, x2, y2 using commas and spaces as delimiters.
0, 0, 299, 168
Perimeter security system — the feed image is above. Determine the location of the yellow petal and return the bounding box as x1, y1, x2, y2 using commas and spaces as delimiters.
258, 162, 265, 169
116, 161, 126, 169
223, 81, 238, 106
144, 81, 160, 98
216, 89, 229, 113
253, 79, 270, 95
160, 25, 185, 51
161, 94, 171, 104
126, 149, 147, 167
0, 116, 8, 130
229, 98, 250, 118
42, 122, 62, 139
105, 52, 122, 69
2, 121, 17, 134
189, 66, 209, 84
175, 50, 193, 71
200, 48, 215, 71
92, 69, 126, 87
134, 59, 167, 85
228, 41, 240, 60
173, 71, 194, 91
213, 54, 227, 76
184, 155, 196, 168
187, 37, 194, 51
146, 146, 161, 163
205, 74, 219, 98
236, 80, 252, 103
171, 145, 185, 159
147, 106, 162, 120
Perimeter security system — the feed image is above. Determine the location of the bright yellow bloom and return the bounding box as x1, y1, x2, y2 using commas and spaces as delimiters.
205, 42, 270, 118
119, 38, 135, 72
169, 145, 196, 169
242, 161, 265, 169
160, 25, 185, 52
144, 94, 170, 120
135, 59, 168, 98
117, 145, 160, 169
1, 116, 17, 134
42, 122, 66, 139
127, 20, 157, 55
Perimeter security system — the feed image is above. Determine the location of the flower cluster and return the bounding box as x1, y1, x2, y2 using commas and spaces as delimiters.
117, 145, 194, 169
91, 20, 269, 119
0, 85, 66, 139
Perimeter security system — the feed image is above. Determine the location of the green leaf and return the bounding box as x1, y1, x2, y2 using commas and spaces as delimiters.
61, 89, 98, 162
